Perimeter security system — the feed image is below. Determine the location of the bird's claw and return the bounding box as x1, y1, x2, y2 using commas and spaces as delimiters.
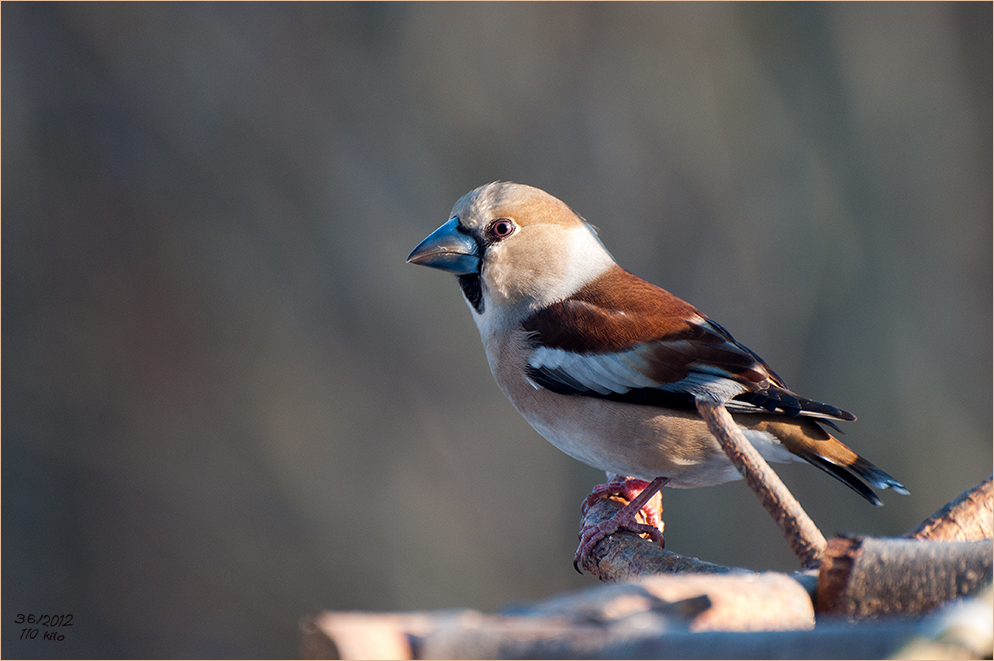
581, 478, 662, 532
573, 516, 664, 573
574, 477, 667, 574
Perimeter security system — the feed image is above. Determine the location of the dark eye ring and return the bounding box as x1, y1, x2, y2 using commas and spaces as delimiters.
489, 218, 515, 239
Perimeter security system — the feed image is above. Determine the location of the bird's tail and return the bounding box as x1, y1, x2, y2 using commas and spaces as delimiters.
746, 418, 908, 506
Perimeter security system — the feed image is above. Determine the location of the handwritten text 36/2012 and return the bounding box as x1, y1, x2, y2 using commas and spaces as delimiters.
15, 614, 72, 642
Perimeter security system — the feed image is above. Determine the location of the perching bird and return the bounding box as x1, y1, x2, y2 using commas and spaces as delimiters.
407, 182, 907, 567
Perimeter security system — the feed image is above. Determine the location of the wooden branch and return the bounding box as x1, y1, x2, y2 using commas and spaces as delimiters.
696, 399, 827, 569
906, 475, 993, 542
579, 469, 993, 580
305, 478, 994, 659
412, 618, 944, 660
815, 535, 993, 618
516, 572, 818, 632
302, 572, 818, 659
580, 447, 991, 599
302, 587, 991, 659
578, 492, 752, 579
301, 611, 440, 660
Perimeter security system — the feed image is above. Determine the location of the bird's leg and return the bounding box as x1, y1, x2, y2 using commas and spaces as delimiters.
575, 476, 669, 572
580, 478, 662, 531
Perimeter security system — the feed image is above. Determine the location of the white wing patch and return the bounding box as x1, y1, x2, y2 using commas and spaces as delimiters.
527, 346, 749, 402
528, 347, 655, 394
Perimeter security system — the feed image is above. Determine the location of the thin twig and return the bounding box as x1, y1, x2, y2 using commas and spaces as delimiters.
695, 398, 827, 569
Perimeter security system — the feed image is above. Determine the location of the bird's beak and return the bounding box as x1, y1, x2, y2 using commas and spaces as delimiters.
406, 218, 480, 275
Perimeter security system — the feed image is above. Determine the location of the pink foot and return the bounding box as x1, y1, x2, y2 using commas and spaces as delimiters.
581, 478, 661, 531
575, 476, 669, 573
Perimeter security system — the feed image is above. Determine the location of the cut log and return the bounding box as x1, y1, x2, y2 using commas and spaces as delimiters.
906, 475, 993, 542
815, 535, 993, 618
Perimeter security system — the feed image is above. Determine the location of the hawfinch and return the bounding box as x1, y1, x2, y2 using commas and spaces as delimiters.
408, 182, 907, 565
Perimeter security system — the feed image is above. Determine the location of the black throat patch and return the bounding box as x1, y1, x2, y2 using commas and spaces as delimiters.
458, 274, 484, 314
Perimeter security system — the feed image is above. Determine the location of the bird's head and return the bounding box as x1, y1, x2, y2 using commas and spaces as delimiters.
407, 182, 616, 316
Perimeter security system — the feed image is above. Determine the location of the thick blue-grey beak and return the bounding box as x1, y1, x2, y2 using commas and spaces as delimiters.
406, 218, 480, 275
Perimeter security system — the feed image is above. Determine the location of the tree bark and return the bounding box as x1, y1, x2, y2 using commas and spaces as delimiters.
906, 475, 993, 542
815, 535, 993, 618
302, 464, 994, 658
578, 492, 748, 579
302, 595, 990, 659
303, 479, 994, 659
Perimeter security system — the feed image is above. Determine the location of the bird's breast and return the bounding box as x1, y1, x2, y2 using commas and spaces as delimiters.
479, 327, 757, 485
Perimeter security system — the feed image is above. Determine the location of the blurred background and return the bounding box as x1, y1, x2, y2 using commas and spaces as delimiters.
3, 2, 991, 658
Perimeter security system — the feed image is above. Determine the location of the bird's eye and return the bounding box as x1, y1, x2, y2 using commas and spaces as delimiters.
489, 219, 515, 239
